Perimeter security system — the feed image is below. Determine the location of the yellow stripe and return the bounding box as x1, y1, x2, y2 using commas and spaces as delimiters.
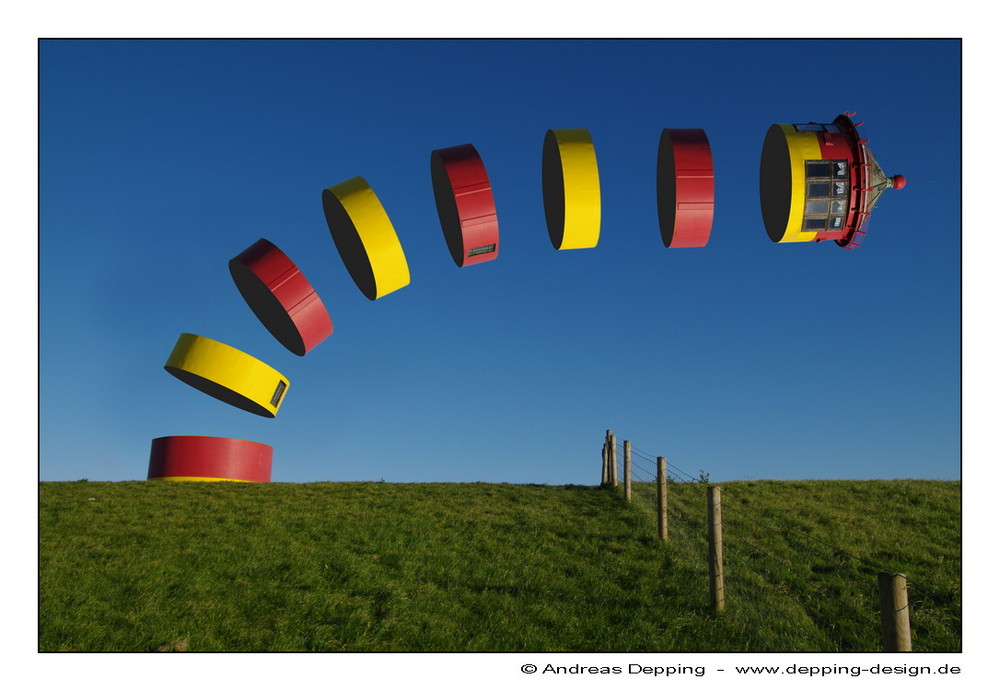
149, 476, 251, 482
164, 333, 290, 417
326, 177, 410, 299
552, 129, 601, 249
777, 124, 821, 243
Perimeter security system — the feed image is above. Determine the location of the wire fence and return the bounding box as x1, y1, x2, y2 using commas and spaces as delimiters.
600, 430, 960, 652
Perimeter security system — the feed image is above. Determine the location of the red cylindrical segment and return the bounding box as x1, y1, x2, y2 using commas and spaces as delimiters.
430, 144, 499, 267
229, 238, 333, 356
656, 129, 714, 248
147, 436, 273, 482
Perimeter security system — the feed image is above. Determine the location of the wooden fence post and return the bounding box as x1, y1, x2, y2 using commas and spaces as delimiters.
707, 485, 725, 612
603, 430, 612, 485
624, 440, 632, 502
609, 432, 618, 487
657, 457, 668, 541
878, 572, 912, 651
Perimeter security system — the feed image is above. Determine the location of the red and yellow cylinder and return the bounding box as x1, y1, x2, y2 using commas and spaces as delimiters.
657, 128, 715, 248
542, 128, 601, 249
229, 238, 333, 356
759, 119, 873, 245
147, 435, 272, 482
322, 176, 410, 300
163, 333, 290, 418
430, 144, 500, 267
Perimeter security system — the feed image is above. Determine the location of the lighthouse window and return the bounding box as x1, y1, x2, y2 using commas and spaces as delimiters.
794, 123, 843, 134
806, 161, 832, 178
808, 182, 831, 197
802, 216, 846, 231
806, 200, 830, 215
801, 160, 852, 233
802, 160, 851, 233
805, 160, 849, 180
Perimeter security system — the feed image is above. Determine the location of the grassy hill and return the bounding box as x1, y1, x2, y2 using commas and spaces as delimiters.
39, 479, 960, 652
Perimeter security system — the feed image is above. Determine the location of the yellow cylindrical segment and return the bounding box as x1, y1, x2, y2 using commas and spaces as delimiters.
163, 333, 290, 418
542, 129, 601, 249
322, 176, 410, 300
760, 124, 823, 243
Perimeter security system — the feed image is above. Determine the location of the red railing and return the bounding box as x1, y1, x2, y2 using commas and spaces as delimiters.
836, 113, 873, 250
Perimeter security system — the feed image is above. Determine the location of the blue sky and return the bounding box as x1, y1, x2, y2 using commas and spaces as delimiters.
39, 39, 961, 484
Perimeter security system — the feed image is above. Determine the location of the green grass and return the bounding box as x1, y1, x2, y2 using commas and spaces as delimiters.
39, 479, 959, 652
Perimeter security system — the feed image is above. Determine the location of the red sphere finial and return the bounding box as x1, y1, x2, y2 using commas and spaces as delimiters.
891, 175, 907, 190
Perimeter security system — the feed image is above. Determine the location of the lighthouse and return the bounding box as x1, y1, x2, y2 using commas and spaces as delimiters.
759, 112, 905, 249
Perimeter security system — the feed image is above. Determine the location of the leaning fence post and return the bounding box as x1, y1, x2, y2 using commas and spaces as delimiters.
878, 572, 912, 651
601, 443, 609, 485
707, 485, 725, 612
624, 441, 632, 502
609, 432, 618, 487
657, 457, 668, 541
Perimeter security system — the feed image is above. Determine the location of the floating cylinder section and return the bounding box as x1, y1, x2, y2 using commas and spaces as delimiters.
163, 333, 290, 418
542, 128, 601, 249
322, 176, 410, 300
430, 143, 500, 267
657, 128, 715, 248
229, 238, 333, 356
759, 113, 903, 248
147, 435, 272, 482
